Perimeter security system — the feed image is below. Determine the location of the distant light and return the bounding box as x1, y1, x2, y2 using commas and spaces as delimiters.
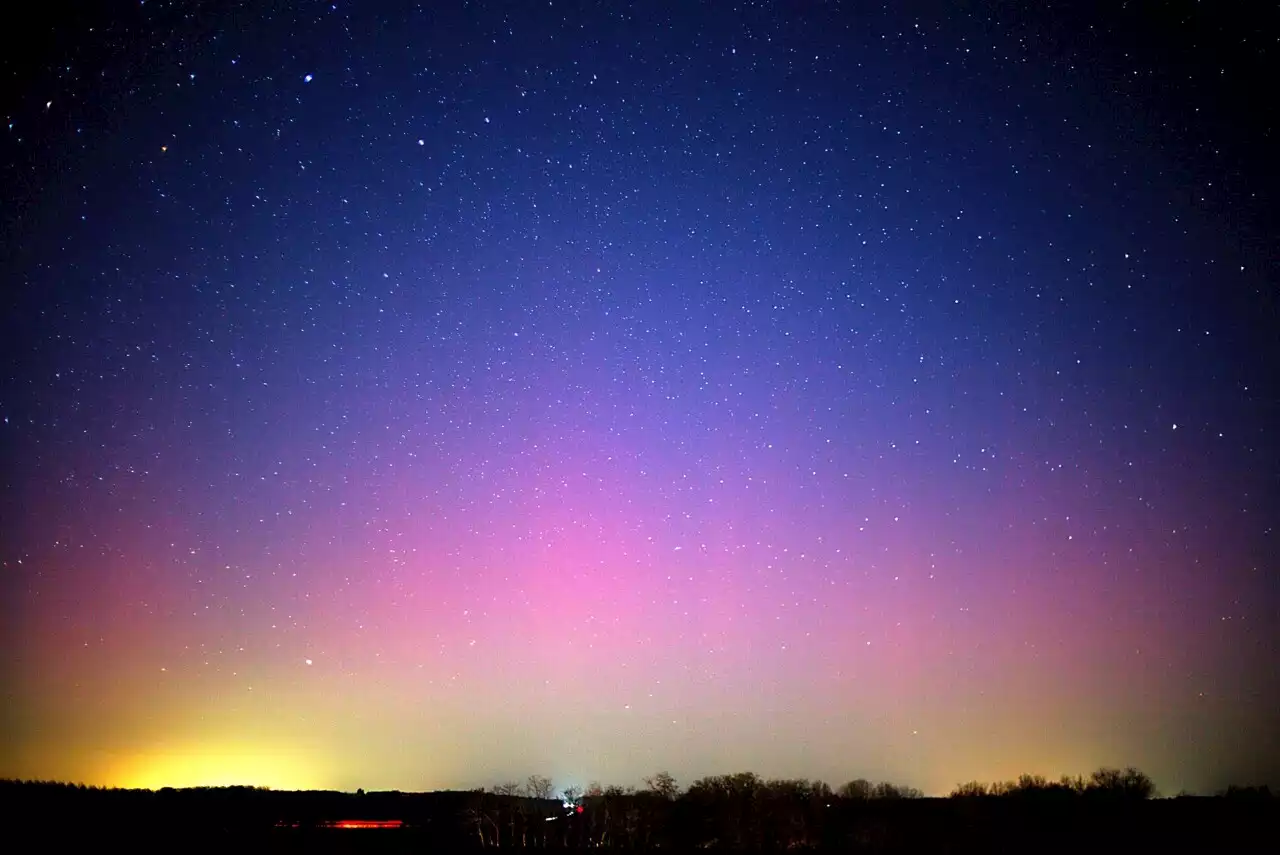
418, 139, 424, 145
305, 658, 313, 665
304, 74, 313, 83
114, 747, 321, 790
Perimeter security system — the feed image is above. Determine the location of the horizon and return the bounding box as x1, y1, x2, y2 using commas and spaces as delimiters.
2, 3, 1276, 798
7, 771, 1272, 851
4, 764, 1238, 799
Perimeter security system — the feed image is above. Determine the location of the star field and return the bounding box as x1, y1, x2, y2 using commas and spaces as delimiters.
1, 2, 1276, 796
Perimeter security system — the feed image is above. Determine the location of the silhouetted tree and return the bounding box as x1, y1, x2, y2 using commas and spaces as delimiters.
490, 782, 520, 845
686, 772, 767, 848
525, 774, 554, 800
839, 778, 873, 799
643, 770, 680, 800
1087, 766, 1156, 800
872, 781, 923, 799
757, 778, 832, 848
627, 772, 679, 847
1059, 774, 1087, 793
465, 789, 502, 846
951, 781, 990, 797
1016, 774, 1050, 791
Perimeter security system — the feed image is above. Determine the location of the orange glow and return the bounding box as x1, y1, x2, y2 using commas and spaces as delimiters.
109, 745, 324, 791
322, 820, 404, 829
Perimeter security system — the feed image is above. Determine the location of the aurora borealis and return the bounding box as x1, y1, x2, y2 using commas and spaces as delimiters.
2, 2, 1276, 797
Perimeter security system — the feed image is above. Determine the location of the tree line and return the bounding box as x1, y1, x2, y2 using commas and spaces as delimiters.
949, 766, 1156, 799
2, 771, 1275, 851
461, 767, 1166, 849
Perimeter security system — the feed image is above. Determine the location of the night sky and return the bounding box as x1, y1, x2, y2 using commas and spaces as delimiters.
2, 2, 1276, 797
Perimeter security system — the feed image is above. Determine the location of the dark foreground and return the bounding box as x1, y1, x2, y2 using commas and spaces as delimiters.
2, 780, 1276, 853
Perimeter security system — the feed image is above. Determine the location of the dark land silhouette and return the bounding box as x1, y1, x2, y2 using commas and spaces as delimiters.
2, 769, 1276, 852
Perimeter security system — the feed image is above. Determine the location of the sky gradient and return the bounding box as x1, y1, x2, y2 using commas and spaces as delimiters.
2, 1, 1277, 797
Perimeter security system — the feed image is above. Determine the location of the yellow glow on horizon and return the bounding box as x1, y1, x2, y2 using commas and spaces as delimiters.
111, 745, 326, 791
